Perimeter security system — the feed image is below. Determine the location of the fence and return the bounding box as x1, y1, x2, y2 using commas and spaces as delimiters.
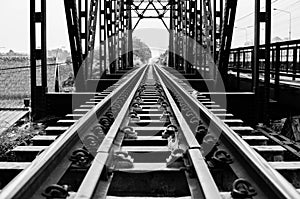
229, 39, 300, 82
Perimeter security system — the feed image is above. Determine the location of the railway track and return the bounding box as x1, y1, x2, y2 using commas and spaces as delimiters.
0, 65, 299, 198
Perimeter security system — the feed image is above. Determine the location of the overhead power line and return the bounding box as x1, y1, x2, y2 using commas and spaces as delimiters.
235, 0, 296, 22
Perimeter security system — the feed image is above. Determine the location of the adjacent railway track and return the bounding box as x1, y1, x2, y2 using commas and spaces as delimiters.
0, 65, 299, 198
157, 66, 300, 199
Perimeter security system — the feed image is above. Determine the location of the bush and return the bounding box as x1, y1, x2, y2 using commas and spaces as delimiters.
0, 121, 44, 161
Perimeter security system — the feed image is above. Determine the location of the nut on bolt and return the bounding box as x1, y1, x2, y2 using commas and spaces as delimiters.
42, 184, 69, 199
231, 178, 257, 199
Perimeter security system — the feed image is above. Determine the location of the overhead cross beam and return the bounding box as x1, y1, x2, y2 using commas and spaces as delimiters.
131, 0, 170, 31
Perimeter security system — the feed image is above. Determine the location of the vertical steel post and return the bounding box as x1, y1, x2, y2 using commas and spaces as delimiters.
106, 0, 115, 73
254, 0, 271, 124
119, 0, 125, 69
30, 0, 47, 120
183, 0, 188, 73
174, 0, 180, 70
114, 0, 120, 71
99, 0, 107, 76
169, 1, 174, 68
86, 0, 99, 79
122, 0, 128, 69
293, 48, 297, 80
253, 0, 261, 123
275, 44, 280, 100
195, 0, 203, 76
213, 0, 223, 62
179, 0, 184, 70
186, 0, 196, 74
78, 0, 88, 77
237, 50, 240, 89
127, 0, 133, 68
111, 0, 117, 71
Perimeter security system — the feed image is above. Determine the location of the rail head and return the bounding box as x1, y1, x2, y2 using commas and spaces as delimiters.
75, 65, 221, 199
156, 65, 300, 199
188, 149, 222, 199
153, 66, 200, 149
73, 66, 148, 199
154, 66, 222, 199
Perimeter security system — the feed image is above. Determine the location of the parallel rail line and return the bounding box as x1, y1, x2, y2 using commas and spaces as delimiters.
158, 65, 300, 198
0, 65, 299, 198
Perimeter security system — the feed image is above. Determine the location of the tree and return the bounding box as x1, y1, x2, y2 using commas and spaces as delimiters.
133, 37, 152, 63
157, 50, 168, 66
47, 48, 70, 62
272, 36, 283, 43
90, 37, 152, 67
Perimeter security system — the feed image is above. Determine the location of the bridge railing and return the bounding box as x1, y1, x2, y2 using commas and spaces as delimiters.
229, 39, 300, 82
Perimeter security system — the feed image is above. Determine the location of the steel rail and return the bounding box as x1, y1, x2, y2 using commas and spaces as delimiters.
156, 65, 300, 199
75, 65, 221, 199
74, 65, 149, 199
153, 66, 200, 149
153, 66, 222, 199
0, 66, 146, 199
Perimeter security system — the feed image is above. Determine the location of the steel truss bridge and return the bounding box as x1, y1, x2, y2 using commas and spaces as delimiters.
1, 0, 300, 199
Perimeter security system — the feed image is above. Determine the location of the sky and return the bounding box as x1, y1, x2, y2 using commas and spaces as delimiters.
233, 0, 300, 47
0, 0, 300, 55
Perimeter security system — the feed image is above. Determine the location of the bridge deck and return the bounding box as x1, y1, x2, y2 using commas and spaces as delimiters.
0, 110, 28, 135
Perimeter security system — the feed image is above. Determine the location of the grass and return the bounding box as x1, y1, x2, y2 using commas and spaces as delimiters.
0, 114, 64, 161
0, 120, 45, 161
0, 60, 74, 108
0, 58, 75, 160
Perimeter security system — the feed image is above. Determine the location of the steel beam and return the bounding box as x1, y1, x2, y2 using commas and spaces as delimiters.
168, 1, 174, 67
78, 0, 88, 77
186, 0, 196, 74
177, 0, 184, 70
182, 0, 188, 73
86, 0, 99, 78
106, 0, 115, 73
174, 0, 180, 70
213, 0, 223, 62
274, 44, 280, 100
30, 0, 47, 120
254, 0, 272, 124
195, 0, 203, 76
217, 0, 237, 83
202, 0, 214, 78
114, 0, 120, 71
127, 0, 134, 68
119, 0, 127, 70
64, 0, 85, 91
99, 0, 107, 77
